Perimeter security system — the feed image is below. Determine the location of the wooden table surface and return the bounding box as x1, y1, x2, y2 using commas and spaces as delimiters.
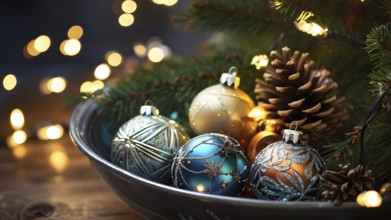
0, 136, 144, 220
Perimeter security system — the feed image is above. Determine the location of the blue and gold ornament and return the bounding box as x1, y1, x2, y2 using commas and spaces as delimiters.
250, 128, 325, 201
111, 101, 190, 183
171, 133, 250, 196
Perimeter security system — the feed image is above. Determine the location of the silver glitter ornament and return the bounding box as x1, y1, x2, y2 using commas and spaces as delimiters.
250, 128, 325, 201
111, 101, 190, 183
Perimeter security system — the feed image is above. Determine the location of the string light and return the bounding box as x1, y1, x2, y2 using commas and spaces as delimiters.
11, 146, 27, 159
67, 25, 84, 39
46, 77, 67, 93
10, 108, 24, 130
248, 106, 268, 122
105, 51, 123, 67
94, 64, 111, 80
10, 130, 27, 145
34, 35, 51, 53
195, 184, 205, 192
356, 190, 382, 208
251, 54, 269, 69
121, 0, 137, 13
148, 47, 165, 63
80, 80, 105, 93
3, 74, 17, 91
61, 39, 82, 56
49, 151, 69, 172
37, 124, 64, 140
133, 43, 147, 57
118, 13, 135, 27
26, 40, 41, 57
294, 11, 328, 37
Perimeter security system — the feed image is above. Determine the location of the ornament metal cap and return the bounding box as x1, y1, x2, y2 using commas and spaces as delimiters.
282, 122, 302, 144
140, 100, 159, 116
220, 67, 240, 89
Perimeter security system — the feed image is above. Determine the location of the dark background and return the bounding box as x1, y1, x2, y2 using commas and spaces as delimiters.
0, 0, 205, 143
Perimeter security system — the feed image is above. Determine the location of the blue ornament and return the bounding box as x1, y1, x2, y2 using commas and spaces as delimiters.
171, 133, 250, 196
111, 101, 190, 183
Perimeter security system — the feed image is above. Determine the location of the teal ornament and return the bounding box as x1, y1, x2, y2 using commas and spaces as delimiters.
111, 101, 190, 183
171, 133, 249, 196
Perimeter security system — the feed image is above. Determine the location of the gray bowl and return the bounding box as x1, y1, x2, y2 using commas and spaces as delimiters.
69, 100, 391, 220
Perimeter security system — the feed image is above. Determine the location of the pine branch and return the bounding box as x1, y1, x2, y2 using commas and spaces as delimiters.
89, 51, 256, 133
365, 25, 391, 110
174, 0, 284, 36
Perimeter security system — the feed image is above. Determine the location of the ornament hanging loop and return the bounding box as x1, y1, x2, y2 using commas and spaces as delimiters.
289, 121, 299, 131
140, 100, 159, 116
220, 66, 240, 88
228, 66, 238, 76
283, 122, 302, 144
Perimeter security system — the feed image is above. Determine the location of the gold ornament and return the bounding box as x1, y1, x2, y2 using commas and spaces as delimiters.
188, 67, 256, 143
247, 119, 282, 163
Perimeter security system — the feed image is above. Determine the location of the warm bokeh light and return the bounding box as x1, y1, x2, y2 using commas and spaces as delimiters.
61, 39, 82, 56
80, 80, 105, 93
37, 124, 64, 140
133, 43, 147, 57
3, 74, 17, 91
195, 184, 205, 192
356, 190, 382, 208
148, 47, 165, 63
49, 151, 69, 172
94, 64, 111, 80
118, 13, 134, 27
26, 40, 41, 57
47, 77, 67, 93
251, 54, 269, 70
121, 0, 137, 13
34, 35, 51, 52
10, 108, 24, 130
105, 51, 123, 67
67, 25, 84, 39
152, 0, 165, 4
12, 130, 27, 145
294, 20, 328, 37
248, 106, 267, 122
164, 0, 178, 6
12, 146, 27, 159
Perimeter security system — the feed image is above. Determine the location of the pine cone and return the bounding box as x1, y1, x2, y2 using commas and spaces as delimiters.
321, 164, 375, 204
254, 47, 348, 146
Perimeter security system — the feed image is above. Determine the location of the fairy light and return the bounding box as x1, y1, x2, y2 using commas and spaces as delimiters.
294, 11, 328, 37
80, 80, 105, 93
94, 64, 111, 80
164, 0, 178, 6
47, 77, 67, 93
37, 124, 64, 140
148, 47, 165, 63
195, 184, 205, 192
356, 190, 382, 208
251, 54, 269, 70
121, 0, 137, 13
49, 151, 69, 172
105, 51, 123, 67
11, 130, 27, 145
12, 146, 27, 159
34, 35, 51, 53
118, 13, 134, 27
61, 39, 82, 56
248, 106, 267, 122
67, 25, 84, 39
133, 43, 147, 57
3, 74, 17, 91
10, 108, 24, 130
26, 40, 40, 57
